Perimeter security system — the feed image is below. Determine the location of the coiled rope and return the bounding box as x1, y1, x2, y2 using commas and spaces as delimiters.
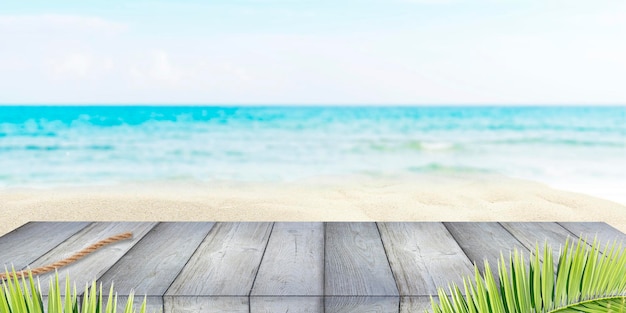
1, 232, 133, 280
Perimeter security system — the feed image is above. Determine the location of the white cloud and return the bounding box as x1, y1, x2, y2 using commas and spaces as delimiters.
48, 53, 115, 80
126, 49, 261, 94
1, 14, 127, 79
150, 51, 182, 84
130, 51, 184, 88
50, 53, 92, 78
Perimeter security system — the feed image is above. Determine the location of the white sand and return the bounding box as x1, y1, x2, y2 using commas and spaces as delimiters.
1, 174, 625, 237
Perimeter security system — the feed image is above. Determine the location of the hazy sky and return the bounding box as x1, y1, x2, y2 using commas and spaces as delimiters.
1, 0, 625, 105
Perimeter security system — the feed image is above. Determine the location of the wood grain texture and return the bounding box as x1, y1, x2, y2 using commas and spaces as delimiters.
400, 297, 432, 313
444, 222, 528, 272
250, 297, 323, 313
164, 297, 248, 313
325, 297, 399, 313
99, 222, 215, 295
378, 222, 473, 296
30, 222, 157, 295
499, 222, 575, 251
325, 223, 398, 297
116, 296, 163, 313
4, 221, 619, 312
166, 222, 273, 296
251, 222, 324, 296
0, 222, 90, 269
558, 222, 626, 244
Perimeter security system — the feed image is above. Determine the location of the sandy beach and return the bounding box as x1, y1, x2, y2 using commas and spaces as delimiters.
2, 174, 625, 237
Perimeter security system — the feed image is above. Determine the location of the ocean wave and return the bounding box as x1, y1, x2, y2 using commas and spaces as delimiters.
361, 140, 461, 153
0, 144, 115, 152
485, 137, 625, 147
0, 129, 61, 138
0, 106, 623, 187
407, 163, 493, 174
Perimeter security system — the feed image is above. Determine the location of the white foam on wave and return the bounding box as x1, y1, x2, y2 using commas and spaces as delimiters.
420, 141, 455, 151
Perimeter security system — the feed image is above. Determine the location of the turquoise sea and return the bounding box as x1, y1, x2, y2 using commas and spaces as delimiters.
0, 106, 624, 200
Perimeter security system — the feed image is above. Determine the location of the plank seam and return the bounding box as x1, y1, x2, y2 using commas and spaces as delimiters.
375, 222, 401, 312
502, 222, 594, 252
98, 223, 159, 282
556, 222, 614, 254
4, 231, 133, 280
441, 222, 476, 267
499, 222, 584, 269
92, 222, 158, 280
162, 222, 217, 297
97, 222, 166, 313
2, 221, 32, 237
24, 222, 95, 271
248, 222, 275, 312
20, 222, 93, 271
323, 222, 326, 313
556, 222, 591, 241
497, 222, 530, 251
27, 222, 160, 298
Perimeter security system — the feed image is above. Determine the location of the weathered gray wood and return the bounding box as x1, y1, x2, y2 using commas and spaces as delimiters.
250, 297, 323, 313
558, 222, 626, 244
64, 295, 160, 313
116, 296, 163, 313
444, 222, 528, 272
164, 297, 248, 313
400, 297, 432, 313
378, 222, 474, 296
0, 222, 90, 269
166, 222, 273, 296
499, 222, 575, 251
5, 221, 617, 312
251, 222, 324, 297
325, 223, 398, 297
325, 297, 399, 313
45, 296, 159, 313
99, 222, 215, 296
30, 222, 157, 295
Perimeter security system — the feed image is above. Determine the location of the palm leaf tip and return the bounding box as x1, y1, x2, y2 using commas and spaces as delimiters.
430, 237, 626, 313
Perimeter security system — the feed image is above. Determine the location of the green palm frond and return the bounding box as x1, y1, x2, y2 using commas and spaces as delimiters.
0, 270, 148, 313
430, 237, 626, 313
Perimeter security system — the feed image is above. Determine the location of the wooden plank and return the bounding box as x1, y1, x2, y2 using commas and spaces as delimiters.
250, 297, 323, 313
99, 222, 215, 296
44, 295, 160, 313
251, 222, 324, 297
325, 223, 398, 297
116, 296, 163, 313
558, 222, 626, 244
444, 222, 528, 273
378, 222, 473, 296
30, 222, 157, 295
166, 222, 273, 296
164, 297, 248, 313
0, 222, 90, 269
499, 222, 575, 252
325, 297, 399, 313
400, 297, 432, 313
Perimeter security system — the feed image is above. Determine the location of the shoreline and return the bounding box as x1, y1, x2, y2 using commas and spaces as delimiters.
1, 174, 625, 237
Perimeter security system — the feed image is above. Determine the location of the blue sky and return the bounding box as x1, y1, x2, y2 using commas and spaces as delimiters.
1, 0, 625, 105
